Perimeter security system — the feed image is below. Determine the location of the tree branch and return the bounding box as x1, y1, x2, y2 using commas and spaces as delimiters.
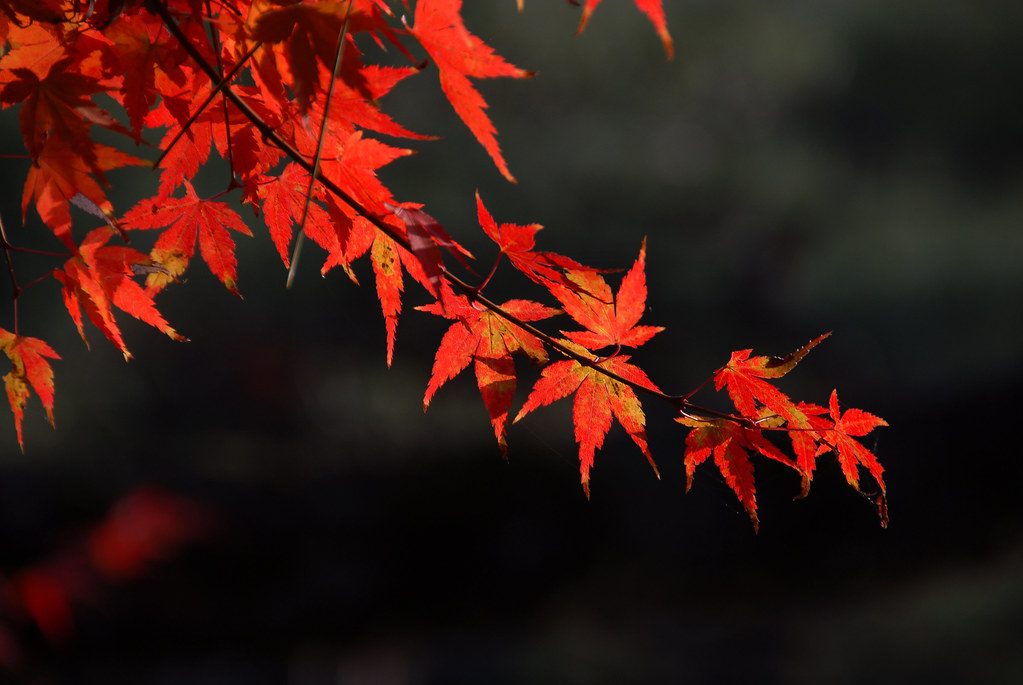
150, 0, 745, 427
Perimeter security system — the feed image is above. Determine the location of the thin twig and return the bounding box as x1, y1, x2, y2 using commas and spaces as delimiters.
154, 40, 261, 170
206, 2, 238, 186
286, 1, 355, 288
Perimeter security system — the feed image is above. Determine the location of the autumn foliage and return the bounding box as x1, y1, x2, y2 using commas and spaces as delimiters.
0, 0, 887, 530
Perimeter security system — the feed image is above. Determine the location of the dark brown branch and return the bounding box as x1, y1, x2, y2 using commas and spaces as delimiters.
150, 0, 745, 428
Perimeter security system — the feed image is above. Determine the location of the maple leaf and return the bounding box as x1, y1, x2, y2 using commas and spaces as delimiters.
711, 333, 830, 494
515, 340, 659, 497
812, 390, 889, 525
122, 180, 253, 296
550, 239, 664, 352
22, 136, 148, 246
418, 291, 558, 456
369, 233, 404, 365
101, 11, 190, 140
317, 197, 435, 366
256, 162, 338, 268
321, 64, 433, 140
677, 416, 797, 533
0, 53, 131, 161
54, 227, 187, 360
248, 1, 376, 111
408, 0, 534, 182
713, 333, 831, 420
575, 0, 673, 59
295, 125, 412, 217
0, 329, 59, 450
476, 191, 595, 288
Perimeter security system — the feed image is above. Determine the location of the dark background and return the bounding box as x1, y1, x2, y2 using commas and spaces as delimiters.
2, 1, 1022, 683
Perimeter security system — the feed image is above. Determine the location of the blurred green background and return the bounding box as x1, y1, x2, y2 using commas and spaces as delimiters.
1, 1, 1022, 683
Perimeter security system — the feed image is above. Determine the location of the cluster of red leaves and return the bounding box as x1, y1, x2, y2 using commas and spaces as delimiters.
0, 0, 886, 529
678, 334, 888, 531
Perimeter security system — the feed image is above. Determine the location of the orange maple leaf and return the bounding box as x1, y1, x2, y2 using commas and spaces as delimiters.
122, 181, 253, 296
418, 291, 558, 456
320, 64, 433, 141
298, 126, 412, 217
316, 195, 418, 366
408, 0, 534, 182
515, 340, 659, 497
0, 329, 59, 450
316, 192, 453, 366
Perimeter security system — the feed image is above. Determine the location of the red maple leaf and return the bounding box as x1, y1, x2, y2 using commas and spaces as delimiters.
248, 1, 378, 111
711, 334, 830, 494
256, 162, 338, 268
550, 239, 664, 352
0, 330, 59, 450
408, 0, 534, 182
515, 340, 659, 497
370, 233, 404, 365
297, 126, 412, 217
318, 193, 461, 366
320, 64, 433, 141
418, 291, 558, 456
316, 193, 433, 366
101, 11, 190, 140
0, 54, 126, 160
22, 136, 147, 246
814, 388, 887, 500
54, 226, 186, 360
476, 191, 594, 288
713, 333, 830, 420
575, 0, 673, 59
677, 416, 797, 533
122, 180, 253, 296
151, 110, 214, 200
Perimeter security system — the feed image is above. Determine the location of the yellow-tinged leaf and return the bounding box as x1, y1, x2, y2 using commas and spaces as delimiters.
0, 329, 60, 450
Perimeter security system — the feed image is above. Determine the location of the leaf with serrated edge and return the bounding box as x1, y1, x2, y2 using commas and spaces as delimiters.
0, 330, 60, 450
419, 290, 557, 455
515, 340, 659, 497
